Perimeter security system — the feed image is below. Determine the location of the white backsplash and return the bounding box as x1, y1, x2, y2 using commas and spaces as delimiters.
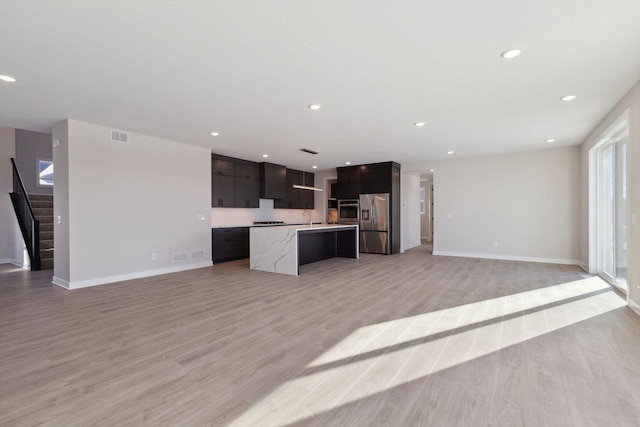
211, 198, 323, 227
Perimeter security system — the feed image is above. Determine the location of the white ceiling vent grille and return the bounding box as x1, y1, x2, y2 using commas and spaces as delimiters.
110, 129, 129, 143
172, 251, 188, 263
190, 250, 205, 260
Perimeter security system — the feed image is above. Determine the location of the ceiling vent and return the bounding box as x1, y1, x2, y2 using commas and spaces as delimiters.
300, 148, 318, 155
110, 129, 129, 143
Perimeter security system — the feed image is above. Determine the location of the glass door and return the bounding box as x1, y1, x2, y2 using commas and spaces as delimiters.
596, 123, 628, 292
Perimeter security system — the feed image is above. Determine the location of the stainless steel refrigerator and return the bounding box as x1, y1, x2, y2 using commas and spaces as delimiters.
359, 193, 391, 254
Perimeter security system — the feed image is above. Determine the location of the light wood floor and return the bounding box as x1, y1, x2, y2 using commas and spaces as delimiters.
1, 246, 639, 426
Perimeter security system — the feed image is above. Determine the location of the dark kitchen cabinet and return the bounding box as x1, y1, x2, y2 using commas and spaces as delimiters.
235, 163, 259, 180
212, 154, 260, 208
260, 162, 287, 200
360, 163, 392, 194
211, 174, 235, 207
212, 227, 249, 262
212, 158, 235, 176
274, 169, 315, 209
336, 166, 361, 199
275, 169, 301, 209
299, 172, 315, 209
298, 230, 336, 266
235, 177, 259, 208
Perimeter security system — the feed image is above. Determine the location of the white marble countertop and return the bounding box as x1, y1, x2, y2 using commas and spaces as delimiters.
249, 224, 358, 276
212, 222, 330, 229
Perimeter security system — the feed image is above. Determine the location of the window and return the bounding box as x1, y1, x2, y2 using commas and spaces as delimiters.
420, 187, 425, 214
37, 159, 53, 187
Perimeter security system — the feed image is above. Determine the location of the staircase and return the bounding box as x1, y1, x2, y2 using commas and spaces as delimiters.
29, 194, 54, 270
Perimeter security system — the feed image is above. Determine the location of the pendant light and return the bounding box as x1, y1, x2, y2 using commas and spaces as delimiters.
294, 149, 324, 192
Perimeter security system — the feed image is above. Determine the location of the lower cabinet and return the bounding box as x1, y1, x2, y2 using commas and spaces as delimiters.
212, 227, 249, 262
298, 230, 337, 266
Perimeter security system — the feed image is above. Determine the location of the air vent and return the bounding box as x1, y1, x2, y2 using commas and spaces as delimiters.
300, 148, 318, 155
190, 250, 205, 260
110, 129, 129, 143
172, 251, 188, 263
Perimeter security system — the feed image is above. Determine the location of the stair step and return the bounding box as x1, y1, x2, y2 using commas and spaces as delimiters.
28, 194, 53, 202
40, 259, 54, 270
40, 223, 53, 232
40, 231, 54, 240
31, 200, 53, 209
33, 207, 53, 216
36, 216, 53, 224
41, 240, 54, 250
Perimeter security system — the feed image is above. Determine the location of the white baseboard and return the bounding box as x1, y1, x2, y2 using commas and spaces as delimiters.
52, 276, 70, 289
432, 250, 580, 266
53, 261, 213, 290
577, 261, 589, 273
0, 258, 11, 264
630, 300, 640, 316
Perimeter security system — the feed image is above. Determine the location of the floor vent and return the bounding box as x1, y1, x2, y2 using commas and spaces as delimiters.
190, 250, 205, 260
172, 251, 188, 263
110, 129, 129, 143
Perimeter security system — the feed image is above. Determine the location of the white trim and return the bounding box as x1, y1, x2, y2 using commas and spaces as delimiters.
577, 261, 589, 273
0, 258, 11, 264
432, 250, 580, 266
52, 276, 70, 289
10, 258, 29, 269
54, 261, 213, 290
629, 300, 640, 316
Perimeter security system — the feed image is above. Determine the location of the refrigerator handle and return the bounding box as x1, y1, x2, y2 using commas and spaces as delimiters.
372, 198, 376, 227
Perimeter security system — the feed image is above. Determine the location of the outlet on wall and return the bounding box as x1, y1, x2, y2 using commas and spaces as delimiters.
493, 241, 498, 248
151, 252, 157, 261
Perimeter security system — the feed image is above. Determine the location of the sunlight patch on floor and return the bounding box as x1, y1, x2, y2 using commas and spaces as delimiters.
228, 277, 625, 426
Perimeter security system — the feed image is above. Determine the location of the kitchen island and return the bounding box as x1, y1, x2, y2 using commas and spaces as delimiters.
250, 224, 359, 276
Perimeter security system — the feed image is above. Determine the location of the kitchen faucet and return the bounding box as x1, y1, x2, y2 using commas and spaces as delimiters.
303, 209, 312, 226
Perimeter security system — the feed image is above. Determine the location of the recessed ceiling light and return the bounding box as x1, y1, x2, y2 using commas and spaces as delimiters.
500, 49, 522, 59
262, 154, 269, 158
210, 131, 219, 136
560, 95, 576, 101
447, 151, 455, 155
0, 74, 17, 82
546, 138, 556, 143
309, 104, 321, 110
415, 122, 426, 127
429, 169, 434, 172
345, 161, 351, 165
312, 165, 317, 169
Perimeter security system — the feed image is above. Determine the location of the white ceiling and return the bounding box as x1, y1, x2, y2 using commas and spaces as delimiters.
1, 1, 639, 172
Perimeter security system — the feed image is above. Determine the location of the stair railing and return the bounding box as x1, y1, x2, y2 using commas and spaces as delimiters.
9, 158, 41, 271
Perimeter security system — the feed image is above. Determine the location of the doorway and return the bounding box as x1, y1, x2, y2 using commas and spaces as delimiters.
420, 171, 434, 251
592, 113, 628, 293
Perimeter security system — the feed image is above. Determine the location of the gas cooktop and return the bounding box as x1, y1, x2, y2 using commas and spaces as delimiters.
253, 221, 285, 225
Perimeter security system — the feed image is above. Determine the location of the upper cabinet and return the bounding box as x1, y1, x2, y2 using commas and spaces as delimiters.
274, 169, 315, 209
211, 155, 315, 209
337, 162, 400, 198
260, 162, 287, 200
212, 154, 260, 208
336, 166, 361, 199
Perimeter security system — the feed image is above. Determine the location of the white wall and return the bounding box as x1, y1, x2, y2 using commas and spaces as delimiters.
52, 121, 70, 281
402, 171, 421, 251
0, 126, 24, 265
432, 146, 580, 264
52, 120, 212, 289
580, 81, 640, 310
